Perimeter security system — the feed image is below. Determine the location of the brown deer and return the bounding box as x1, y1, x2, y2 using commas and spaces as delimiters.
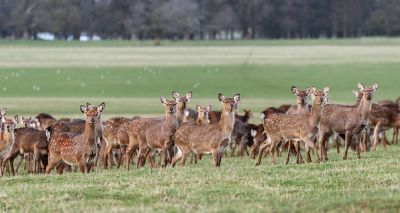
36, 113, 57, 130
45, 103, 105, 174
189, 105, 211, 164
256, 87, 327, 165
286, 86, 311, 114
172, 91, 192, 125
249, 124, 267, 159
136, 96, 180, 168
277, 104, 291, 113
172, 93, 240, 167
0, 115, 18, 176
102, 116, 139, 169
319, 83, 378, 161
1, 126, 48, 175
351, 90, 400, 151
379, 102, 400, 144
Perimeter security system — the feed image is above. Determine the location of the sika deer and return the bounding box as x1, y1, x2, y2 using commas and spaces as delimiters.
136, 96, 180, 168
256, 87, 327, 165
172, 91, 192, 125
319, 83, 378, 161
188, 105, 211, 164
102, 116, 139, 169
36, 113, 57, 130
2, 126, 48, 175
172, 93, 240, 167
286, 86, 311, 114
45, 103, 105, 174
0, 116, 18, 176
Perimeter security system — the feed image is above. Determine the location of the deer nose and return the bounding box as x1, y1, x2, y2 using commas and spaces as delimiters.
91, 118, 96, 123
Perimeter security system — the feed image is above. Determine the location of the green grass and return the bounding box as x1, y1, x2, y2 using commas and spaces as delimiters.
0, 39, 400, 212
0, 146, 399, 212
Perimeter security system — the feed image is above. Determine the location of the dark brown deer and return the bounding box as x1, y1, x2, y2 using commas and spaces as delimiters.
249, 124, 267, 159
172, 93, 240, 167
45, 103, 105, 174
256, 87, 327, 165
136, 96, 180, 168
319, 83, 378, 161
36, 113, 57, 130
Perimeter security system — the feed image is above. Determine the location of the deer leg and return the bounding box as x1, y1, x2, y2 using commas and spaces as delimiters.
294, 141, 304, 164
15, 156, 24, 174
180, 151, 189, 166
211, 149, 218, 167
171, 148, 182, 167
255, 141, 269, 166
372, 123, 382, 151
45, 155, 62, 175
269, 142, 276, 164
56, 163, 65, 175
230, 141, 236, 157
285, 141, 291, 165
343, 131, 352, 160
304, 138, 320, 163
78, 161, 85, 174
333, 134, 340, 153
319, 131, 329, 162
117, 146, 126, 169
381, 131, 388, 150
394, 128, 399, 144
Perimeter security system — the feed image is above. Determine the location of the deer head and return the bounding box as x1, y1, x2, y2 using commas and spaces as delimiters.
161, 96, 179, 115
196, 105, 211, 121
357, 83, 378, 101
1, 115, 18, 134
218, 93, 240, 112
80, 103, 105, 126
291, 86, 309, 105
172, 91, 192, 110
308, 86, 329, 105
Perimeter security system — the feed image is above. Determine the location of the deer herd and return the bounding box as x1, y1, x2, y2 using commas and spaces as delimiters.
0, 82, 399, 176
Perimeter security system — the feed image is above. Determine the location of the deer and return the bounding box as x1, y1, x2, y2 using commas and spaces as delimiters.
379, 102, 400, 144
135, 95, 180, 168
45, 103, 105, 175
249, 124, 267, 159
1, 125, 49, 175
36, 113, 57, 130
172, 93, 240, 167
188, 105, 211, 164
102, 116, 140, 169
286, 86, 311, 114
351, 90, 400, 151
256, 87, 327, 166
173, 91, 192, 125
0, 115, 18, 176
319, 83, 378, 161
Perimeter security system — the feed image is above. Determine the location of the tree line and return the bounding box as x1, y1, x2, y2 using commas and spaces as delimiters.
1, 0, 400, 40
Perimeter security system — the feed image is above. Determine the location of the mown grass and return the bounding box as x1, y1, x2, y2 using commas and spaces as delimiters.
0, 39, 399, 212
0, 145, 399, 212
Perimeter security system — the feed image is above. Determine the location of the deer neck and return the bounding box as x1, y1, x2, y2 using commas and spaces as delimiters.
176, 107, 185, 125
297, 102, 308, 113
308, 101, 322, 126
83, 122, 96, 145
242, 112, 250, 123
219, 109, 235, 134
392, 113, 400, 128
163, 112, 178, 134
357, 96, 372, 120
196, 117, 209, 126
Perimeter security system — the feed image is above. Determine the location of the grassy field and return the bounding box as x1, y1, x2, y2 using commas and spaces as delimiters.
0, 38, 399, 212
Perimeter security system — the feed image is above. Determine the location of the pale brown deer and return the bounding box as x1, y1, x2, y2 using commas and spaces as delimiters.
136, 96, 180, 168
256, 87, 327, 165
0, 115, 18, 176
319, 83, 378, 161
172, 91, 192, 125
189, 105, 211, 164
45, 103, 105, 174
172, 93, 240, 167
379, 102, 400, 144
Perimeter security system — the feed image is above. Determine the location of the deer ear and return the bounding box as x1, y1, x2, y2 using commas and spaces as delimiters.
195, 104, 200, 111
160, 96, 167, 104
218, 93, 225, 102
352, 90, 359, 97
357, 83, 365, 90
14, 115, 19, 124
97, 102, 105, 113
372, 82, 378, 91
307, 86, 316, 94
80, 105, 87, 113
206, 105, 212, 111
185, 92, 192, 101
0, 108, 7, 117
291, 86, 298, 94
260, 113, 265, 120
234, 93, 240, 102
323, 87, 330, 94
172, 91, 179, 99
1, 117, 5, 123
